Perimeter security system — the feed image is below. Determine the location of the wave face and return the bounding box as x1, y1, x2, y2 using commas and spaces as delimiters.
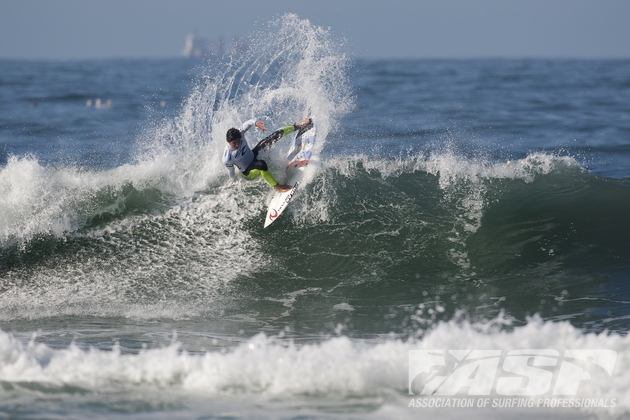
2, 151, 629, 332
1, 14, 630, 420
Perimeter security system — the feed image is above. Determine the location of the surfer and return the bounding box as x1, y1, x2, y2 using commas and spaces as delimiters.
223, 117, 312, 192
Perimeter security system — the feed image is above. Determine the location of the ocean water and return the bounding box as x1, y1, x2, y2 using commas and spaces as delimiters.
1, 14, 630, 419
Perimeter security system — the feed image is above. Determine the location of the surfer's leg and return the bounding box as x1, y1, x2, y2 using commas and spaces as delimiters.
245, 160, 279, 186
245, 168, 278, 186
244, 159, 290, 192
259, 169, 279, 186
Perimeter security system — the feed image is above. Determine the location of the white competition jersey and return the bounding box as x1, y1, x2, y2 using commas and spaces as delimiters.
222, 119, 257, 179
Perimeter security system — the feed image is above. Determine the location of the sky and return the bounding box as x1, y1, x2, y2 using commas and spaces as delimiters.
1, 0, 629, 60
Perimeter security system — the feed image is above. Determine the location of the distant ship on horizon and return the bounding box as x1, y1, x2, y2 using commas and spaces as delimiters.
182, 32, 248, 58
182, 32, 223, 58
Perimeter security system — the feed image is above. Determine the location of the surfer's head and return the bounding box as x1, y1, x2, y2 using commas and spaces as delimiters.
226, 128, 242, 148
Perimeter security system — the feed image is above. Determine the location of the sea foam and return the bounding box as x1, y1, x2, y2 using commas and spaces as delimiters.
1, 316, 628, 418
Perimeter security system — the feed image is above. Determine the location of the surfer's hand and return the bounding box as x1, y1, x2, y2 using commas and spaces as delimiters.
255, 121, 267, 132
295, 117, 311, 128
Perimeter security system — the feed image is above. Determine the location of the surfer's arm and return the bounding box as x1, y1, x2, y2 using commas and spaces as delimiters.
222, 147, 236, 180
225, 164, 236, 180
239, 119, 266, 134
238, 119, 257, 134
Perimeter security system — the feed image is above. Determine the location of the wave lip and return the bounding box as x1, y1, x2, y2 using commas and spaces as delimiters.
0, 154, 162, 248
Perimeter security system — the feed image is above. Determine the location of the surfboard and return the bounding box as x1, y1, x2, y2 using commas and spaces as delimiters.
264, 119, 316, 228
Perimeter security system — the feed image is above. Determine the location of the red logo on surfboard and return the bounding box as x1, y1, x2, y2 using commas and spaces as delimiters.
269, 209, 278, 220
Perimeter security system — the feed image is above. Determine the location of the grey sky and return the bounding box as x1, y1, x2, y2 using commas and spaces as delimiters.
1, 0, 629, 60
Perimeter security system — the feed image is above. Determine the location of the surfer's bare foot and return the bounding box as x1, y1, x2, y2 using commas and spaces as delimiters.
274, 184, 292, 192
295, 117, 311, 128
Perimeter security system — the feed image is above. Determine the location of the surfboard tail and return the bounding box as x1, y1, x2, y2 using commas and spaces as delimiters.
264, 182, 299, 228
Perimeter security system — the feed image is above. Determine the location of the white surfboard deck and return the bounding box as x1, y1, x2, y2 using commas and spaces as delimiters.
264, 181, 299, 227
264, 119, 316, 228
